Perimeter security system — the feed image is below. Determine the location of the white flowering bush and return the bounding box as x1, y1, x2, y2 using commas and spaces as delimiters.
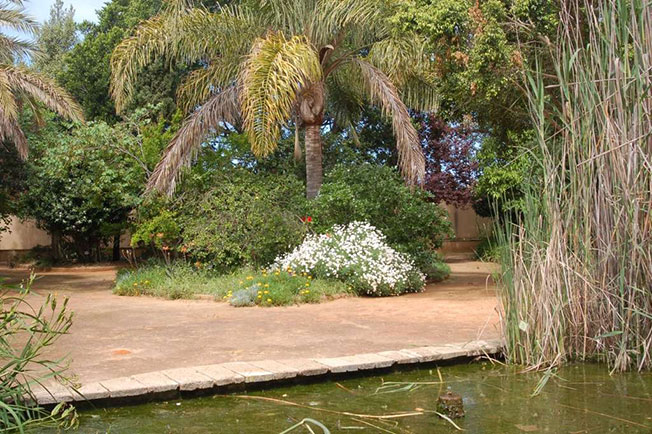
272, 222, 425, 296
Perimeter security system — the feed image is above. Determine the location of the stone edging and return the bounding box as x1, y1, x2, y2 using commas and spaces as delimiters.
33, 339, 503, 406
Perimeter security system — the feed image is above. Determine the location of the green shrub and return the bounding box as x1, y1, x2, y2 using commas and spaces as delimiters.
130, 210, 180, 250
134, 169, 307, 271
308, 164, 452, 279
114, 262, 350, 306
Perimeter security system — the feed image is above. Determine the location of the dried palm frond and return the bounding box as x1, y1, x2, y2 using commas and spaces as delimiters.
353, 58, 425, 186
147, 86, 240, 195
1, 66, 83, 122
0, 105, 26, 158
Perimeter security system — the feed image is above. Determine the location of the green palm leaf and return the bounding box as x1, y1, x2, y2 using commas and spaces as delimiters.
240, 32, 322, 157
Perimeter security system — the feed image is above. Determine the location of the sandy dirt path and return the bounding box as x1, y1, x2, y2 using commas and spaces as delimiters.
2, 259, 500, 384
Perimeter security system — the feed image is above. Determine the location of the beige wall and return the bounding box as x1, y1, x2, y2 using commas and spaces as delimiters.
442, 203, 492, 240
0, 217, 51, 250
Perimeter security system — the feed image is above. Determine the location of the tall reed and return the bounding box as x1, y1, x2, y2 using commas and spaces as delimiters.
1, 275, 77, 431
498, 0, 651, 372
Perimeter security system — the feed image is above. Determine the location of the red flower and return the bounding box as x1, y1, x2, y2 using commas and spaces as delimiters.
300, 216, 313, 223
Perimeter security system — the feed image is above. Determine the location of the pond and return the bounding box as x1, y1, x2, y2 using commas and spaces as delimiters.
35, 362, 651, 433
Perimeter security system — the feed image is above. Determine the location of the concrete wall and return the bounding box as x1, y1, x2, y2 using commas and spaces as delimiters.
442, 203, 492, 241
439, 204, 493, 254
0, 217, 51, 262
0, 217, 51, 250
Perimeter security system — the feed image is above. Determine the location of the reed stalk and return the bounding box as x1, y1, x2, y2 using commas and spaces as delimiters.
497, 0, 652, 372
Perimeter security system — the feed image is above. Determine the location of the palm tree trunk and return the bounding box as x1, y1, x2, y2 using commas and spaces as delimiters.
305, 123, 323, 199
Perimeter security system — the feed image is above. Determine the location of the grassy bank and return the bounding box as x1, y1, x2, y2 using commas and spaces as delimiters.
114, 263, 352, 306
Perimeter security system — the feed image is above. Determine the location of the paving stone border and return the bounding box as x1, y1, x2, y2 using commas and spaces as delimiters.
32, 339, 502, 406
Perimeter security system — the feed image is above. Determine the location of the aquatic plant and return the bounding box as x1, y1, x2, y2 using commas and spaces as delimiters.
498, 0, 652, 371
0, 275, 77, 431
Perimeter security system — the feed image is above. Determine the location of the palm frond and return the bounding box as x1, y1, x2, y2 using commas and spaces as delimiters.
110, 16, 174, 113
0, 34, 35, 63
400, 74, 439, 112
364, 35, 439, 112
326, 63, 364, 129
170, 5, 259, 62
313, 0, 390, 46
0, 4, 37, 35
176, 60, 239, 113
259, 0, 317, 37
366, 35, 430, 86
240, 32, 322, 157
147, 86, 240, 195
0, 68, 18, 121
111, 5, 259, 113
353, 58, 425, 185
1, 66, 83, 123
0, 105, 26, 159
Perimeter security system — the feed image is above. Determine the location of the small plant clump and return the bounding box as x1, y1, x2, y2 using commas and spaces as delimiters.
113, 262, 350, 306
273, 221, 425, 296
225, 269, 348, 307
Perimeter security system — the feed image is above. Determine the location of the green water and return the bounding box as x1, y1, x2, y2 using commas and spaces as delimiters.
38, 362, 652, 433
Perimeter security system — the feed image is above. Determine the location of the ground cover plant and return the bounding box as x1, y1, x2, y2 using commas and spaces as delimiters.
273, 222, 425, 296
114, 262, 350, 306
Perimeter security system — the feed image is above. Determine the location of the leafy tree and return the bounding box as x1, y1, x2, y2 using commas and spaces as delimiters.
110, 0, 439, 198
59, 0, 183, 122
391, 0, 557, 133
18, 119, 144, 261
391, 0, 558, 214
418, 114, 479, 206
33, 0, 78, 78
473, 129, 535, 217
0, 0, 83, 159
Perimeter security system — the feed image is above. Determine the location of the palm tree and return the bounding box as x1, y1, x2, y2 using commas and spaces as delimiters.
111, 0, 438, 198
0, 0, 83, 158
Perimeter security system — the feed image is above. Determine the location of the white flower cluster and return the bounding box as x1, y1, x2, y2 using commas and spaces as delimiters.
272, 221, 425, 296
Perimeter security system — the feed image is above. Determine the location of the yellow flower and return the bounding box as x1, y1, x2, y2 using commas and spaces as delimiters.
246, 276, 253, 280
267, 298, 272, 303
274, 271, 280, 276
308, 276, 312, 280
264, 290, 269, 294
257, 295, 262, 299
305, 290, 310, 294
305, 283, 310, 287
258, 291, 262, 295
264, 284, 269, 288
239, 280, 244, 284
